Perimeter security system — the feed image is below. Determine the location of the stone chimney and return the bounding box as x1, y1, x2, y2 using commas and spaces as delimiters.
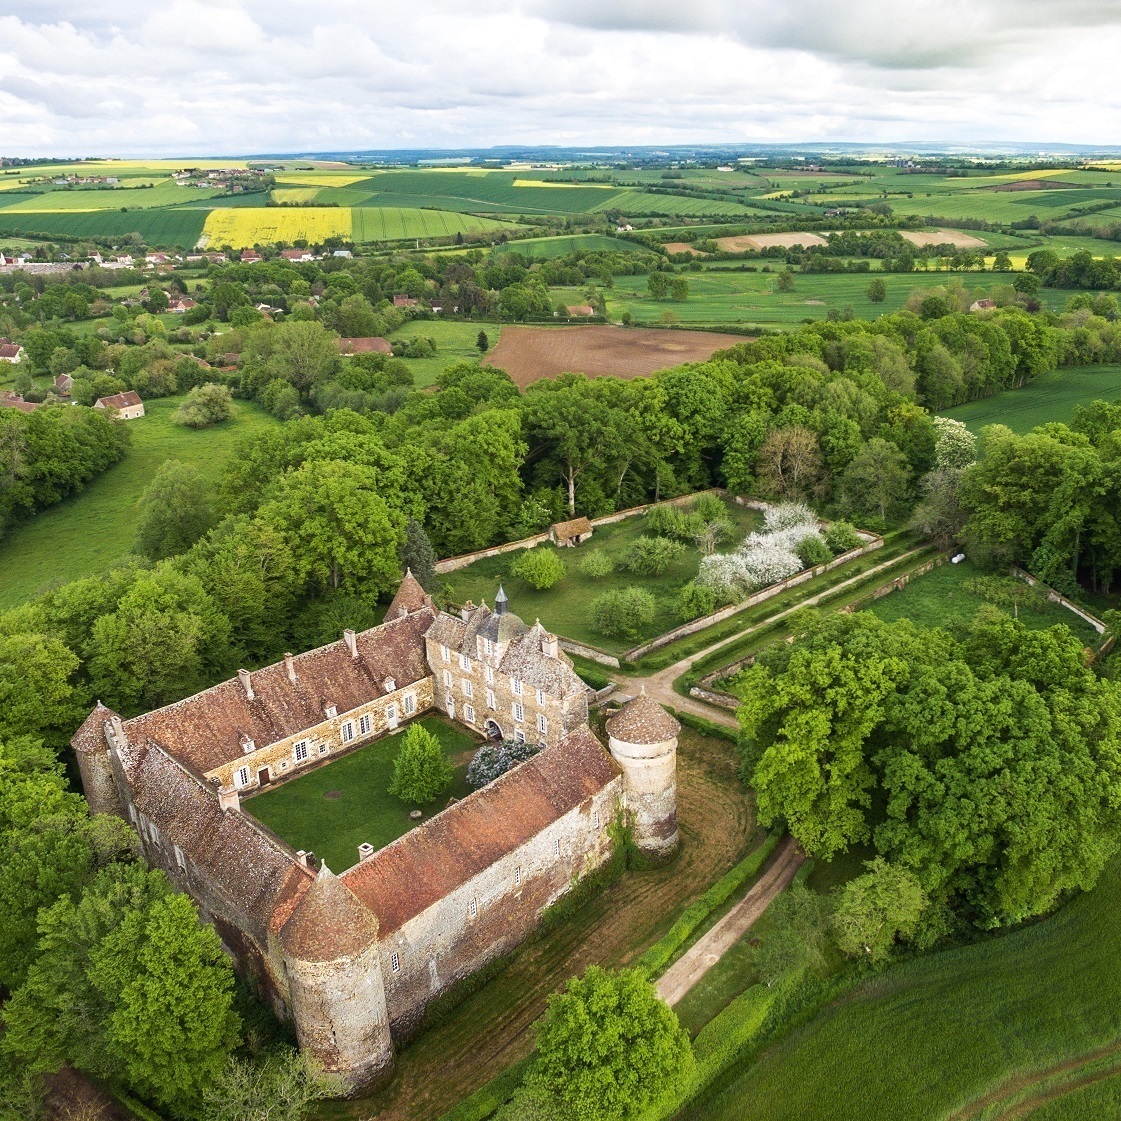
542, 631, 559, 659
284, 653, 297, 683
358, 842, 375, 861
238, 668, 254, 700
460, 600, 475, 623
108, 713, 126, 748
344, 629, 357, 658
218, 784, 240, 812
296, 849, 312, 868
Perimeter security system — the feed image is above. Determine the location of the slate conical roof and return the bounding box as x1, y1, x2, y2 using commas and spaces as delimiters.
494, 585, 509, 616
279, 864, 379, 962
606, 687, 681, 746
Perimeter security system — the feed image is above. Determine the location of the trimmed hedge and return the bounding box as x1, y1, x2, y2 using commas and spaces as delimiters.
636, 832, 781, 979
439, 1055, 536, 1121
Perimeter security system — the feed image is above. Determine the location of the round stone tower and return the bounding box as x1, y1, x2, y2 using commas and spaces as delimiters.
278, 865, 395, 1092
70, 702, 126, 818
605, 688, 680, 856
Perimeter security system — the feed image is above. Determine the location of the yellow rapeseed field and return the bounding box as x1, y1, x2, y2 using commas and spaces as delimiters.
511, 179, 615, 189
200, 208, 353, 248
270, 188, 321, 204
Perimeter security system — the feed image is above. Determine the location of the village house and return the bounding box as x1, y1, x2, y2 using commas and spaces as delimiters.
241, 249, 263, 263
168, 297, 197, 313
392, 294, 419, 308
0, 340, 24, 363
53, 372, 74, 395
72, 574, 679, 1092
0, 391, 38, 412
93, 390, 145, 419
564, 305, 595, 317
281, 248, 316, 262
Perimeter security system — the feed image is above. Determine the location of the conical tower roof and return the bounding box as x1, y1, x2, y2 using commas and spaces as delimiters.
606, 687, 681, 746
279, 864, 379, 962
387, 568, 428, 618
494, 585, 509, 616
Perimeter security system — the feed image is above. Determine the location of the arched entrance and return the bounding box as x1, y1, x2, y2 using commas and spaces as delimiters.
484, 720, 503, 741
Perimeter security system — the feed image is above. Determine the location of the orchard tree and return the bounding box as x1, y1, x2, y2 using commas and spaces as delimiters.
133, 460, 215, 560
756, 426, 827, 502
931, 416, 977, 470
388, 723, 453, 806
532, 966, 694, 1121
591, 587, 656, 640
511, 547, 566, 590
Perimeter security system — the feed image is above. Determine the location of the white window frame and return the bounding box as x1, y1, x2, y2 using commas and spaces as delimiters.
514, 866, 521, 887
460, 652, 471, 671
174, 844, 187, 871
464, 704, 476, 725
403, 693, 416, 715
447, 698, 455, 719
593, 809, 600, 829
514, 729, 526, 745
484, 637, 493, 658
486, 688, 496, 710
485, 665, 494, 685
512, 678, 523, 696
359, 713, 372, 735
513, 702, 524, 723
235, 765, 250, 788
537, 713, 548, 735
444, 669, 453, 688
469, 896, 477, 918
554, 837, 560, 857
463, 679, 473, 698
293, 740, 309, 763
391, 951, 400, 973
341, 721, 354, 743
440, 644, 450, 662
536, 688, 545, 706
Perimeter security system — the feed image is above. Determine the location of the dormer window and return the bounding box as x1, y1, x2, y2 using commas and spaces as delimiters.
240, 734, 255, 754
324, 703, 337, 719
484, 637, 493, 658
384, 677, 396, 694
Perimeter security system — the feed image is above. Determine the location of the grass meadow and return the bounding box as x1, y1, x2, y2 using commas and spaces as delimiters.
0, 395, 278, 609
246, 715, 477, 872
943, 363, 1121, 435
438, 499, 763, 655
385, 320, 503, 387
684, 859, 1121, 1121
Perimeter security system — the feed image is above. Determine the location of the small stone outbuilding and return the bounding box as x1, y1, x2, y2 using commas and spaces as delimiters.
550, 517, 594, 547
94, 390, 145, 419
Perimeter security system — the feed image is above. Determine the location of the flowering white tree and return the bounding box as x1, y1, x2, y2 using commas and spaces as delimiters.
763, 502, 818, 532
932, 416, 977, 470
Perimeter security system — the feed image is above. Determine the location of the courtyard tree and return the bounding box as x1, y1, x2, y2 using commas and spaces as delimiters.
531, 965, 694, 1121
832, 858, 928, 963
133, 460, 215, 561
510, 546, 566, 590
388, 723, 453, 806
591, 587, 656, 640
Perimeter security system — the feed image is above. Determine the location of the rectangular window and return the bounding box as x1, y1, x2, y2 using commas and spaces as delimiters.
440, 644, 450, 663
484, 637, 493, 657
235, 766, 250, 788
554, 837, 560, 857
486, 688, 496, 710
514, 867, 521, 887
463, 679, 473, 698
485, 665, 494, 685
536, 688, 545, 706
512, 678, 523, 696
403, 694, 416, 715
446, 698, 455, 719
318, 744, 328, 755
359, 713, 372, 735
341, 721, 354, 743
294, 741, 309, 762
444, 669, 453, 688
465, 704, 476, 725
593, 809, 600, 830
469, 897, 477, 918
513, 702, 524, 723
515, 729, 525, 745
174, 844, 187, 871
460, 653, 471, 671
391, 951, 400, 973
537, 713, 548, 735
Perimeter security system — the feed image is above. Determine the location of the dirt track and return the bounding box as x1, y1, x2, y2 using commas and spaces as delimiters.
484, 325, 746, 387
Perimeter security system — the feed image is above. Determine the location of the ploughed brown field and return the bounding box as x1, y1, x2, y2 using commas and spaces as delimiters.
484, 325, 747, 386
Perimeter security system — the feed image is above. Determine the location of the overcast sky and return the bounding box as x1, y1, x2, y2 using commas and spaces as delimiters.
1, 0, 1119, 156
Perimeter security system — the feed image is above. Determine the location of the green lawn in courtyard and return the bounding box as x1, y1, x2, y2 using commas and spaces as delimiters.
245, 715, 479, 873
438, 498, 764, 656
863, 557, 1100, 643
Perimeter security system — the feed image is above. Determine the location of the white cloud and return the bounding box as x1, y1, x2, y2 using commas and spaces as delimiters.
0, 1, 1117, 155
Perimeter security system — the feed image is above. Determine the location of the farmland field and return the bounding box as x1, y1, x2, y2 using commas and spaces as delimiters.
350, 207, 512, 242
0, 396, 279, 609
684, 859, 1121, 1121
385, 320, 503, 387
0, 208, 208, 247
494, 233, 647, 258
942, 363, 1121, 435
483, 324, 746, 387
0, 181, 226, 211
246, 715, 478, 873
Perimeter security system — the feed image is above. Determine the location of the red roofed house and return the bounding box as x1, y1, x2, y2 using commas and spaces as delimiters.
94, 390, 145, 419
565, 305, 595, 317
0, 341, 24, 363
281, 248, 315, 262
338, 337, 393, 356
168, 297, 197, 314
0, 391, 39, 412
70, 575, 678, 1091
53, 372, 74, 396
550, 516, 594, 547
241, 249, 263, 263
392, 294, 418, 308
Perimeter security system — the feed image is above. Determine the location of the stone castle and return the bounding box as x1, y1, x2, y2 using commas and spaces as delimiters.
72, 572, 680, 1091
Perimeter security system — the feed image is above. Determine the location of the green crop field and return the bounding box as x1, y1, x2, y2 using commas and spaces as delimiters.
0, 396, 279, 610
942, 363, 1121, 435
0, 208, 209, 247
385, 320, 503, 387
591, 189, 756, 217
0, 181, 226, 212
495, 233, 647, 258
349, 207, 513, 242
438, 499, 763, 655
864, 558, 1100, 643
685, 859, 1121, 1121
246, 716, 478, 873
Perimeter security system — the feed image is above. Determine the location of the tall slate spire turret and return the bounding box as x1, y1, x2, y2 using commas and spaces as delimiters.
494, 585, 509, 616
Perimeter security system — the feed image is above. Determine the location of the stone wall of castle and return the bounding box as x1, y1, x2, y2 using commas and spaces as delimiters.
377, 775, 624, 1036
207, 678, 436, 798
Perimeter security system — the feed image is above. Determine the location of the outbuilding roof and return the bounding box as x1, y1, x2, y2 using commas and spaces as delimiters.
552, 516, 593, 539
340, 726, 619, 933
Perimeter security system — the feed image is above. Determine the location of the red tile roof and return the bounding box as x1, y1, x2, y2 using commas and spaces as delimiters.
0, 343, 23, 360
340, 726, 619, 934
338, 337, 393, 356
121, 608, 436, 774
95, 390, 143, 410
0, 391, 38, 412
279, 866, 378, 961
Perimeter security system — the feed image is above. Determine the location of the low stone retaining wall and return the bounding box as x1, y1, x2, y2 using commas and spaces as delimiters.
624, 535, 883, 662
1011, 567, 1108, 635
558, 639, 621, 669
689, 686, 739, 711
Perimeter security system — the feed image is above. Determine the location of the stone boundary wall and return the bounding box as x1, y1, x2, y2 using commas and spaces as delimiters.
558, 639, 621, 669
1011, 567, 1108, 635
624, 534, 883, 662
432, 490, 721, 575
